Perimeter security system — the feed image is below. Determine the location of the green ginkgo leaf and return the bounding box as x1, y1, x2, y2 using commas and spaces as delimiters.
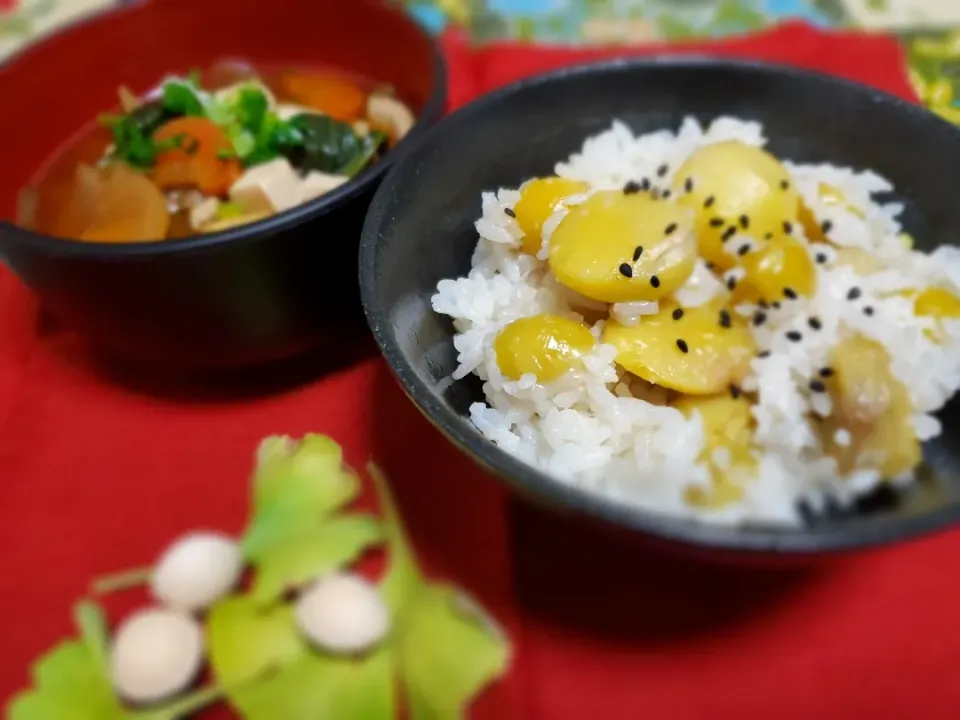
368, 463, 423, 615
368, 463, 511, 720
248, 514, 385, 606
399, 587, 510, 720
243, 435, 361, 556
208, 595, 396, 719
7, 641, 129, 720
74, 600, 109, 667
7, 601, 220, 720
206, 596, 304, 684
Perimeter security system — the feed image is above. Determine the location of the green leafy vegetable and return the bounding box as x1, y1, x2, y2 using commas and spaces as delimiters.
369, 464, 511, 720
100, 111, 182, 170
216, 201, 246, 220
212, 85, 304, 167
161, 82, 205, 117
285, 114, 384, 175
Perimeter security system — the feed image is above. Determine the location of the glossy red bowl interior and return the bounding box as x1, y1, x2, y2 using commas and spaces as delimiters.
0, 0, 439, 221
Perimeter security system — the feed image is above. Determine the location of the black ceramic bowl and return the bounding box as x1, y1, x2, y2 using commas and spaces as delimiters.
0, 0, 445, 369
360, 58, 960, 560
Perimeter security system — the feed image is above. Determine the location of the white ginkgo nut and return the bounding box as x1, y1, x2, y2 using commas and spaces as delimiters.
151, 531, 243, 613
110, 608, 204, 705
295, 572, 390, 655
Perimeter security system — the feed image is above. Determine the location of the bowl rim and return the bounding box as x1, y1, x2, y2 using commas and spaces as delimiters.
360, 54, 960, 555
0, 0, 447, 259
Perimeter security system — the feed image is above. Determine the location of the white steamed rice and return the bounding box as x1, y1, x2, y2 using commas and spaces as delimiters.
431, 116, 960, 526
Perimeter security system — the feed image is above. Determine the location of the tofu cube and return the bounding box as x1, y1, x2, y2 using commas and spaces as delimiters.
300, 171, 349, 203
189, 197, 220, 230
229, 158, 303, 215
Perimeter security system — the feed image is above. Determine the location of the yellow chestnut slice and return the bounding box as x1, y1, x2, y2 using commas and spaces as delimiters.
732, 235, 817, 304
674, 393, 758, 509
548, 191, 696, 303
799, 182, 866, 243
914, 287, 960, 320
673, 141, 799, 271
494, 314, 595, 383
602, 301, 756, 395
820, 335, 920, 479
513, 176, 588, 256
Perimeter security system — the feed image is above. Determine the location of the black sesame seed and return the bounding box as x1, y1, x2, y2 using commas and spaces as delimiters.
676, 338, 689, 353
719, 309, 732, 328
661, 189, 672, 199
783, 221, 793, 234
772, 301, 782, 310
726, 276, 738, 291
623, 180, 642, 195
786, 330, 803, 342
809, 380, 827, 393
808, 316, 822, 331
739, 214, 750, 230
729, 384, 742, 399
815, 252, 828, 264
633, 246, 644, 262
847, 286, 862, 301
783, 287, 798, 300
672, 308, 684, 320
753, 311, 768, 327
704, 261, 715, 271
758, 299, 770, 309
722, 226, 737, 241
684, 178, 694, 193
780, 179, 790, 190
619, 263, 633, 278
818, 367, 834, 378
504, 207, 516, 218
821, 220, 833, 235
758, 350, 771, 358
765, 232, 774, 240
640, 177, 651, 191
863, 306, 875, 316
650, 275, 661, 288
665, 223, 678, 235
657, 164, 669, 177
737, 243, 751, 257
704, 195, 716, 208
709, 217, 725, 228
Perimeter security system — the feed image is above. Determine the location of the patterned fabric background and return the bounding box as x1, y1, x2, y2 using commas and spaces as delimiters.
2, 0, 960, 121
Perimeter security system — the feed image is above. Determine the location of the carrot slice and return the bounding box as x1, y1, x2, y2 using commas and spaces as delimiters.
79, 164, 171, 243
152, 117, 241, 196
279, 72, 366, 122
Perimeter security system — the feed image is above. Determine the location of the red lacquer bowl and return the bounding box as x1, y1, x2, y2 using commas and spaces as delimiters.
0, 0, 445, 368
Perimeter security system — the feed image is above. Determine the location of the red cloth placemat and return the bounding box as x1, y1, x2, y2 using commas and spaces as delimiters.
1, 20, 957, 720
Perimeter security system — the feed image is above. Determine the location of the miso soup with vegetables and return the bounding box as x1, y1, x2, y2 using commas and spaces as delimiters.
19, 62, 416, 242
